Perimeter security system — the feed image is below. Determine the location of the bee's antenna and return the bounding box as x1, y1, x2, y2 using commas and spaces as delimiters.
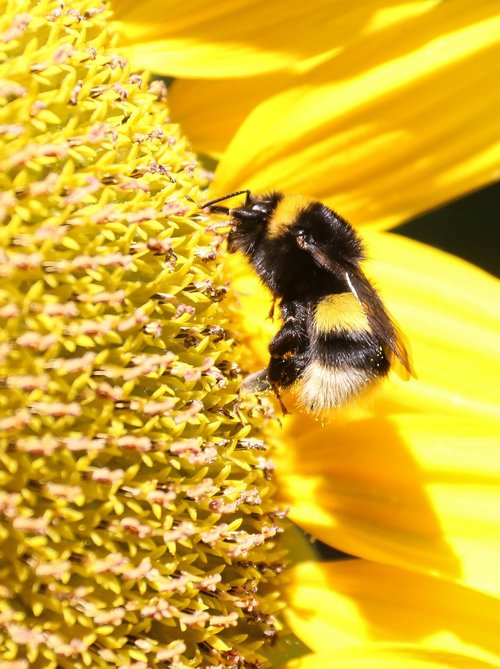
201, 189, 251, 210
205, 205, 230, 214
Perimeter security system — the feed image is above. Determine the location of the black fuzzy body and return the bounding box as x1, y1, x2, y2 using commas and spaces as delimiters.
205, 191, 410, 411
228, 195, 360, 301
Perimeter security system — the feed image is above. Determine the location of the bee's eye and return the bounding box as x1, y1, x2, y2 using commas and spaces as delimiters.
294, 227, 311, 242
293, 227, 316, 252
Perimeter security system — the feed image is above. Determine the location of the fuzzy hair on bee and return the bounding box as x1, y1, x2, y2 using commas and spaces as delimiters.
202, 189, 414, 414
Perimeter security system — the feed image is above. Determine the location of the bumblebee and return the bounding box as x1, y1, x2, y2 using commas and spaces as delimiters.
202, 190, 413, 414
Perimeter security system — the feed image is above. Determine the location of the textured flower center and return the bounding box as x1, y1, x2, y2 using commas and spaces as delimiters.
0, 2, 285, 667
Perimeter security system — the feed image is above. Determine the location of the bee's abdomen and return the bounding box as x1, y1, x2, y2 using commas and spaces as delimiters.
297, 293, 391, 412
312, 333, 390, 374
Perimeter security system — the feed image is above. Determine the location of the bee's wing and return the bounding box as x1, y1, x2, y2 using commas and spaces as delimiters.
346, 266, 415, 378
296, 238, 414, 377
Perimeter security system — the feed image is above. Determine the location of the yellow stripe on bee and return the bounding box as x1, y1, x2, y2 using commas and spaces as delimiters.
314, 292, 370, 334
267, 194, 312, 239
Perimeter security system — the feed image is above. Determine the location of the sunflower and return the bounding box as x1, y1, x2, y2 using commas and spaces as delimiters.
113, 2, 500, 666
4, 0, 498, 667
0, 3, 289, 668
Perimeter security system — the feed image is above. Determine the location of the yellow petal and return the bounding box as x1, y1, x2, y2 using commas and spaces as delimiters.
212, 1, 500, 229
167, 2, 477, 159
112, 0, 348, 77
286, 561, 500, 666
290, 646, 500, 669
363, 232, 500, 416
168, 74, 288, 160
278, 410, 500, 596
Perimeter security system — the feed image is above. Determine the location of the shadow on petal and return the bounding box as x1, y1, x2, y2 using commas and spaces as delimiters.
279, 413, 461, 576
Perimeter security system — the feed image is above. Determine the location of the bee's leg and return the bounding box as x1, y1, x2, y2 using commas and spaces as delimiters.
268, 354, 307, 387
240, 367, 289, 415
269, 382, 290, 415
268, 323, 307, 357
267, 352, 309, 417
267, 297, 277, 321
241, 368, 271, 394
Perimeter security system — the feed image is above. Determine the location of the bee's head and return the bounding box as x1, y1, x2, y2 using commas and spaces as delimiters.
201, 190, 283, 254
202, 191, 364, 280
